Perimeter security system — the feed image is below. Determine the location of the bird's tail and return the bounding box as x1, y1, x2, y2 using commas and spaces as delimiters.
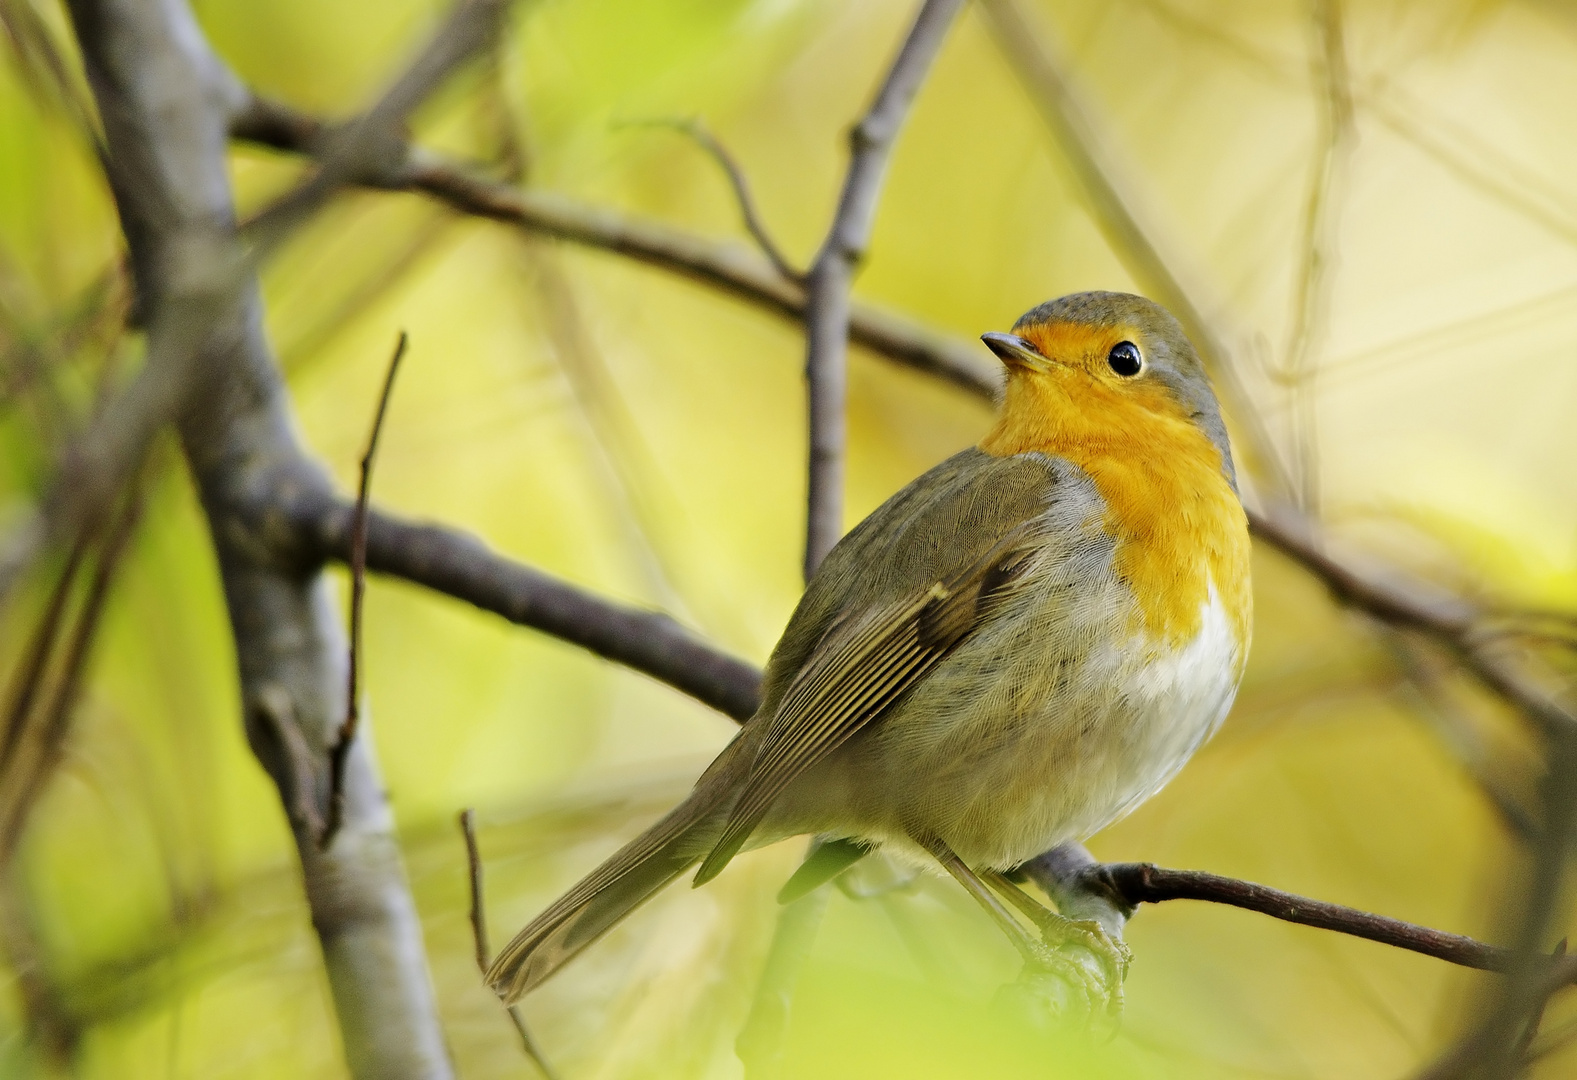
485, 771, 737, 1003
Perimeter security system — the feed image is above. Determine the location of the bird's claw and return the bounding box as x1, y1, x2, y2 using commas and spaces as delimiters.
996, 914, 1127, 1033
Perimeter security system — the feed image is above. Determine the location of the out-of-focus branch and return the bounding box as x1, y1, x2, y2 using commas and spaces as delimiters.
1251, 512, 1577, 741
0, 489, 140, 865
262, 483, 1553, 987
799, 0, 964, 577
241, 0, 504, 253
1276, 0, 1354, 512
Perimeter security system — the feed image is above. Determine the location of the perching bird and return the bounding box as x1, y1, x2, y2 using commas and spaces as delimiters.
486, 291, 1252, 1006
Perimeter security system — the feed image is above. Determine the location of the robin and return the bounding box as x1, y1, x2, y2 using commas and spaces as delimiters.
487, 291, 1252, 1011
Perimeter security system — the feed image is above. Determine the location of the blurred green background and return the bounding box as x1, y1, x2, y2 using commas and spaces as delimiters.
3, 0, 1577, 1075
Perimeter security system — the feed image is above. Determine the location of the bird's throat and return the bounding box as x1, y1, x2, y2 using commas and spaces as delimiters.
980, 373, 1252, 654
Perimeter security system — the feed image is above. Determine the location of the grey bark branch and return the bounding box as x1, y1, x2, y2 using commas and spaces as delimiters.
801, 0, 965, 578
263, 483, 1558, 988
61, 0, 459, 1074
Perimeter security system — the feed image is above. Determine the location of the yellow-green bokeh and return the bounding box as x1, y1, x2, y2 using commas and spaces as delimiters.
2, 0, 1575, 1076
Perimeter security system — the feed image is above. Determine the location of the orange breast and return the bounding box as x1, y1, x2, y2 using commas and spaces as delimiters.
979, 371, 1251, 653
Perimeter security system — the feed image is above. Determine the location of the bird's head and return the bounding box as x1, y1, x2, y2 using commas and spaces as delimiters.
979, 291, 1236, 490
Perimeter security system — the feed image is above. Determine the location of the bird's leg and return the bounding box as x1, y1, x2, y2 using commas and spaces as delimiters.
980, 869, 1130, 994
920, 838, 1119, 1022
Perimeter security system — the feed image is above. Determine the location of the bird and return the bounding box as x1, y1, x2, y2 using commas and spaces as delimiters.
486, 291, 1252, 1009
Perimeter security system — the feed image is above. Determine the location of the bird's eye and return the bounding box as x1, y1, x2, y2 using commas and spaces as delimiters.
1107, 341, 1142, 377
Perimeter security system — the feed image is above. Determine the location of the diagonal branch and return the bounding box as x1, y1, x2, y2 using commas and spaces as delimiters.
800, 0, 965, 578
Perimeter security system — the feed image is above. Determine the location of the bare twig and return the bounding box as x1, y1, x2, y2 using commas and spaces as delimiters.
621, 117, 802, 281
242, 0, 506, 254
1026, 854, 1558, 978
459, 809, 557, 1079
0, 487, 142, 864
1276, 0, 1354, 513
322, 332, 408, 849
801, 0, 964, 578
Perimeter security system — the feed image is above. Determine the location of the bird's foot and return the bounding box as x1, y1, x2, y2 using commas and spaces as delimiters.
994, 910, 1127, 1033
997, 926, 1125, 1035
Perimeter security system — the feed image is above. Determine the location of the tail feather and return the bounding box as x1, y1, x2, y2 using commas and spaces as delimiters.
485, 786, 729, 1003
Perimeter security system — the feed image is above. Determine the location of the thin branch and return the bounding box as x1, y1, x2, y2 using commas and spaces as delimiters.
322, 331, 408, 848
241, 0, 506, 255
620, 117, 802, 281
459, 809, 557, 1080
0, 533, 92, 778
1028, 856, 1554, 977
801, 0, 964, 578
0, 486, 142, 864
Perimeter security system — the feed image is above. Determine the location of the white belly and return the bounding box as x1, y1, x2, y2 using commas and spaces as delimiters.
766, 581, 1245, 870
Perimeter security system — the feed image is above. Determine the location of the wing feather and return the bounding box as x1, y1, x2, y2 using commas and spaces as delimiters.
692, 522, 1045, 884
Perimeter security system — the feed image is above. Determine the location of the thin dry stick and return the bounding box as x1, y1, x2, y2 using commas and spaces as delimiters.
624, 118, 801, 281
801, 0, 966, 578
0, 534, 92, 777
1, 488, 143, 864
1276, 0, 1354, 513
322, 331, 408, 849
458, 809, 557, 1080
241, 0, 505, 255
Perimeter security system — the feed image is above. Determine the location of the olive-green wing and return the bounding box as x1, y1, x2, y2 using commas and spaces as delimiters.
692, 523, 1044, 885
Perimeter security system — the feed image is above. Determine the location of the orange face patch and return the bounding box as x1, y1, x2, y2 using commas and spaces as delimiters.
979, 320, 1251, 654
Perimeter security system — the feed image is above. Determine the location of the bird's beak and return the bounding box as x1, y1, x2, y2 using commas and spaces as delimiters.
980, 332, 1049, 372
